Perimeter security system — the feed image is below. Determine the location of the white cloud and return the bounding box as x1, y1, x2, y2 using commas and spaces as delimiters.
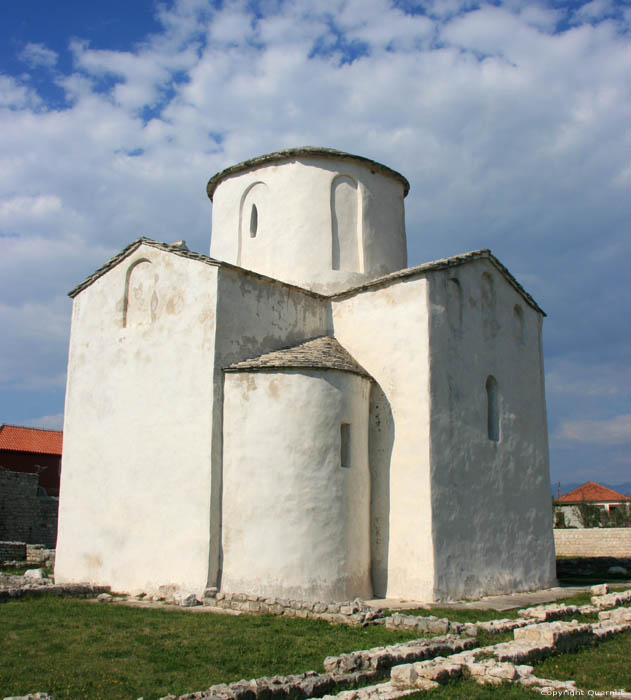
23, 413, 64, 430
19, 42, 58, 69
0, 0, 629, 484
0, 194, 62, 221
0, 75, 42, 109
556, 414, 631, 446
0, 295, 70, 392
573, 0, 615, 23
546, 361, 631, 400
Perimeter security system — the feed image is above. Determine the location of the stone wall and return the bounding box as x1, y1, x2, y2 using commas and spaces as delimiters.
34, 499, 58, 549
554, 527, 631, 557
0, 470, 58, 548
0, 541, 26, 561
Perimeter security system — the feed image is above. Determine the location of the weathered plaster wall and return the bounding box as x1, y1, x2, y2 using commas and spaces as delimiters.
210, 267, 330, 587
221, 369, 372, 601
210, 156, 407, 294
554, 528, 631, 557
427, 259, 556, 600
331, 278, 434, 601
56, 245, 219, 595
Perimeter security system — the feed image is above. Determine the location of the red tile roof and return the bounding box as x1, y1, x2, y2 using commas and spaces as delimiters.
557, 481, 630, 504
0, 424, 63, 456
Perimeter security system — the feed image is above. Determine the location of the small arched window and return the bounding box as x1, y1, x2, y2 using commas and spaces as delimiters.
486, 375, 500, 442
340, 423, 351, 468
249, 204, 258, 238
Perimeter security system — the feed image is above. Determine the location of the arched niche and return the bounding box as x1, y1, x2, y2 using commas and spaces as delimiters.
446, 277, 463, 335
238, 181, 268, 266
513, 304, 526, 345
331, 175, 361, 272
123, 258, 156, 328
481, 272, 498, 340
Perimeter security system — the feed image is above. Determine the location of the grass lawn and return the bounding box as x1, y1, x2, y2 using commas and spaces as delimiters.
0, 596, 421, 700
533, 629, 631, 690
2, 586, 629, 700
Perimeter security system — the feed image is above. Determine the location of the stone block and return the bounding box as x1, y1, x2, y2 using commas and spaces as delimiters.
514, 621, 593, 652
426, 618, 449, 635
23, 568, 46, 580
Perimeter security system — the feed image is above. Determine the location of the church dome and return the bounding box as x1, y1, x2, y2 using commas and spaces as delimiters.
208, 147, 409, 294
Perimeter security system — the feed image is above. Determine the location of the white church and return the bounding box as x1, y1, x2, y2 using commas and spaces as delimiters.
55, 147, 556, 602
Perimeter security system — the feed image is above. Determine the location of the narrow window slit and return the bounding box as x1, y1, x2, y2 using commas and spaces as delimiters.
249, 204, 258, 238
340, 423, 351, 468
486, 375, 499, 442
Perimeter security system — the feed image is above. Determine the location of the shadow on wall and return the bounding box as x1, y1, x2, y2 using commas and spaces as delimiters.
369, 382, 394, 598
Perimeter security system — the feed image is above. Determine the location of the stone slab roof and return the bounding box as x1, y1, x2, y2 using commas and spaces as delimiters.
332, 248, 546, 316
206, 146, 410, 200
67, 237, 325, 300
68, 238, 544, 316
68, 238, 221, 298
557, 481, 630, 504
0, 424, 63, 455
224, 336, 371, 379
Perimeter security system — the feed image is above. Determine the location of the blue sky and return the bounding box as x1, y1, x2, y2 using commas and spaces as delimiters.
1, 0, 630, 488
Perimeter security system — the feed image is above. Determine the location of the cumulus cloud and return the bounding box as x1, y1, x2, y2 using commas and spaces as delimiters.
19, 42, 58, 69
0, 75, 42, 109
546, 361, 631, 399
0, 0, 630, 481
556, 414, 631, 446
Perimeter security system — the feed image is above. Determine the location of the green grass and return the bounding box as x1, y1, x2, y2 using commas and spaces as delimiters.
533, 629, 631, 690
0, 596, 421, 700
3, 589, 630, 700
0, 565, 54, 576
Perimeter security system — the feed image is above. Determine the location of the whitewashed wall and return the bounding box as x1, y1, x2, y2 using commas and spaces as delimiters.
427, 259, 556, 600
332, 278, 434, 601
210, 155, 407, 294
56, 245, 219, 595
209, 266, 330, 586
221, 369, 372, 601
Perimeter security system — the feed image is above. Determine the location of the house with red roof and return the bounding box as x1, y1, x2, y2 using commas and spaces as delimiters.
0, 424, 63, 497
556, 481, 631, 528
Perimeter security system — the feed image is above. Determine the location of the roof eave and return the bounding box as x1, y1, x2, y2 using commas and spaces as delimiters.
329, 249, 546, 316
206, 146, 410, 201
67, 238, 224, 299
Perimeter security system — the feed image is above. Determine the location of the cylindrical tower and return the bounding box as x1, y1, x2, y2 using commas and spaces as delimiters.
207, 147, 409, 294
220, 337, 372, 601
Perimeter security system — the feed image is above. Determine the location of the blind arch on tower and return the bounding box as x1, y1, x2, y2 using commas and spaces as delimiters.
331, 175, 361, 272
